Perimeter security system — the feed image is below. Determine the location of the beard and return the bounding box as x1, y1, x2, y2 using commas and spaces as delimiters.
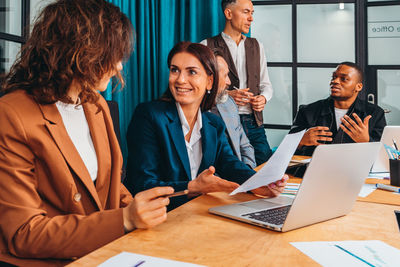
216, 89, 229, 104
330, 94, 352, 102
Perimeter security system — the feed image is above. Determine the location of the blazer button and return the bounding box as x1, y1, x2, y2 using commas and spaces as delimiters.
74, 193, 81, 202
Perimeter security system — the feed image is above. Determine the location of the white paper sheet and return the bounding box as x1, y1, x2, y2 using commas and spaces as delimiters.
290, 158, 311, 164
358, 183, 376, 197
98, 252, 205, 267
368, 172, 390, 179
291, 240, 400, 267
230, 130, 305, 195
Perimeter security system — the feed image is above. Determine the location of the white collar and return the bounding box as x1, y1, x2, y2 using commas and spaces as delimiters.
175, 102, 202, 143
221, 31, 246, 44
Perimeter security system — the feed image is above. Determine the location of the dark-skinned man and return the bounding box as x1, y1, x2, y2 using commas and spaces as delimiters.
290, 62, 386, 159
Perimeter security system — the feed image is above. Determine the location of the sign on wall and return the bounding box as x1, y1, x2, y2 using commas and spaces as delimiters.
368, 21, 400, 38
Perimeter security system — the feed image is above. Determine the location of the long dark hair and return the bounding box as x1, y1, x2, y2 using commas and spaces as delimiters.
1, 0, 133, 104
160, 41, 219, 111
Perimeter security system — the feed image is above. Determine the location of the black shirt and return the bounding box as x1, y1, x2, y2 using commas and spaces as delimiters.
290, 97, 386, 156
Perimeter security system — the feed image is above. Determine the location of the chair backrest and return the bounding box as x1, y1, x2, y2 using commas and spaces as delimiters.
106, 100, 126, 181
106, 100, 122, 147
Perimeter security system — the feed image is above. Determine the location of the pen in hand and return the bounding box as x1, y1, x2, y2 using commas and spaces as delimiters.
161, 189, 189, 198
233, 86, 250, 102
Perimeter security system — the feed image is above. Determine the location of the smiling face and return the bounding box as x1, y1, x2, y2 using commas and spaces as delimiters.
330, 64, 363, 102
169, 52, 213, 110
225, 0, 254, 34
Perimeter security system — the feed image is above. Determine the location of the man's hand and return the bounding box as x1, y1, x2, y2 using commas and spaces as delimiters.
340, 113, 371, 143
251, 175, 288, 197
122, 186, 174, 232
228, 88, 253, 106
250, 95, 267, 112
188, 166, 239, 194
298, 126, 333, 148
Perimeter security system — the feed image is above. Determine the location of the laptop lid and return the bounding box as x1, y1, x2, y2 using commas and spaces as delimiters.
282, 142, 381, 231
371, 126, 400, 173
209, 142, 381, 232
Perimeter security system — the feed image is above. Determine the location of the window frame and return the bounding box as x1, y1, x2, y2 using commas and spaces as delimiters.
0, 0, 30, 74
253, 0, 363, 131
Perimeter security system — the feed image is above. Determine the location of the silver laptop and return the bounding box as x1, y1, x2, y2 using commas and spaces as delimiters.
371, 126, 400, 173
209, 142, 381, 232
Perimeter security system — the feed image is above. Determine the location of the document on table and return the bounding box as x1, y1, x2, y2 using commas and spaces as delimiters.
291, 240, 400, 267
368, 172, 390, 179
358, 183, 376, 197
98, 252, 205, 267
289, 157, 311, 167
230, 130, 305, 195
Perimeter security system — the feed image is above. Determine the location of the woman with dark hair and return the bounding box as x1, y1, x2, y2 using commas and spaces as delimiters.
125, 41, 287, 210
0, 0, 173, 265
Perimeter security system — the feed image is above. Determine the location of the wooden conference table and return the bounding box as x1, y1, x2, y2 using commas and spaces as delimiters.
69, 174, 400, 266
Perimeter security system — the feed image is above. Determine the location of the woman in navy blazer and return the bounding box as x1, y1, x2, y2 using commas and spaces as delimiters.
125, 42, 287, 209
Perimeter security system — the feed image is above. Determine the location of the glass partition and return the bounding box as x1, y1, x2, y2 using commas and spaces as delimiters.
297, 4, 355, 63
0, 39, 21, 73
297, 67, 335, 107
368, 5, 400, 65
263, 67, 292, 125
252, 5, 292, 62
377, 69, 400, 125
0, 0, 22, 36
265, 129, 289, 149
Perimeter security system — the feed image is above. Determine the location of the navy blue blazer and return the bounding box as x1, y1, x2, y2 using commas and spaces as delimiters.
124, 100, 256, 209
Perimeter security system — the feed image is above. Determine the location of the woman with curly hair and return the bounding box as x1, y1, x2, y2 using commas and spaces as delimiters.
0, 0, 173, 265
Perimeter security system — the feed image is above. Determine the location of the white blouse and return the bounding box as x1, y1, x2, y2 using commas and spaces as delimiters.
56, 101, 98, 182
176, 103, 203, 180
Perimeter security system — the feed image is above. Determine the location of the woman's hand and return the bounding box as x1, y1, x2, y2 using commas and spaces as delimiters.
188, 166, 239, 194
251, 175, 288, 197
122, 186, 174, 232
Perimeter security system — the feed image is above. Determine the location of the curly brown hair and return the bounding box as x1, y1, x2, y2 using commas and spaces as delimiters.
1, 0, 133, 104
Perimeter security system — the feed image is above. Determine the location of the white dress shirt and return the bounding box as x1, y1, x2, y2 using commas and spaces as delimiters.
176, 103, 203, 180
201, 32, 273, 115
56, 101, 98, 182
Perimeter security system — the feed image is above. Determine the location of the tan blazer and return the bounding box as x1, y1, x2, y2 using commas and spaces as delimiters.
0, 90, 133, 266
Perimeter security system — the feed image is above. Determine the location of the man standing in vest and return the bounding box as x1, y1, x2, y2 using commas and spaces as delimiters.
201, 0, 273, 166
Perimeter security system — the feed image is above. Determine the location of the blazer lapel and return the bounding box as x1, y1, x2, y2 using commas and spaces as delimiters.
39, 103, 102, 210
199, 114, 217, 172
83, 103, 111, 209
165, 105, 192, 180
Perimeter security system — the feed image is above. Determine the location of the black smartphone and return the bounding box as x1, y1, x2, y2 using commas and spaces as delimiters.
162, 190, 189, 198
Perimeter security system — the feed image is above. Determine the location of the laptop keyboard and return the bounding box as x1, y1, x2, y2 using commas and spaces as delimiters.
242, 206, 291, 225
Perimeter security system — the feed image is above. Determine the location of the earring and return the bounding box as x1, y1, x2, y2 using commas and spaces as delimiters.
207, 90, 211, 94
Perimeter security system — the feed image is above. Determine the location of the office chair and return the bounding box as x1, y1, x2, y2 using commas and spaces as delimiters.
106, 100, 126, 181
106, 100, 122, 147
